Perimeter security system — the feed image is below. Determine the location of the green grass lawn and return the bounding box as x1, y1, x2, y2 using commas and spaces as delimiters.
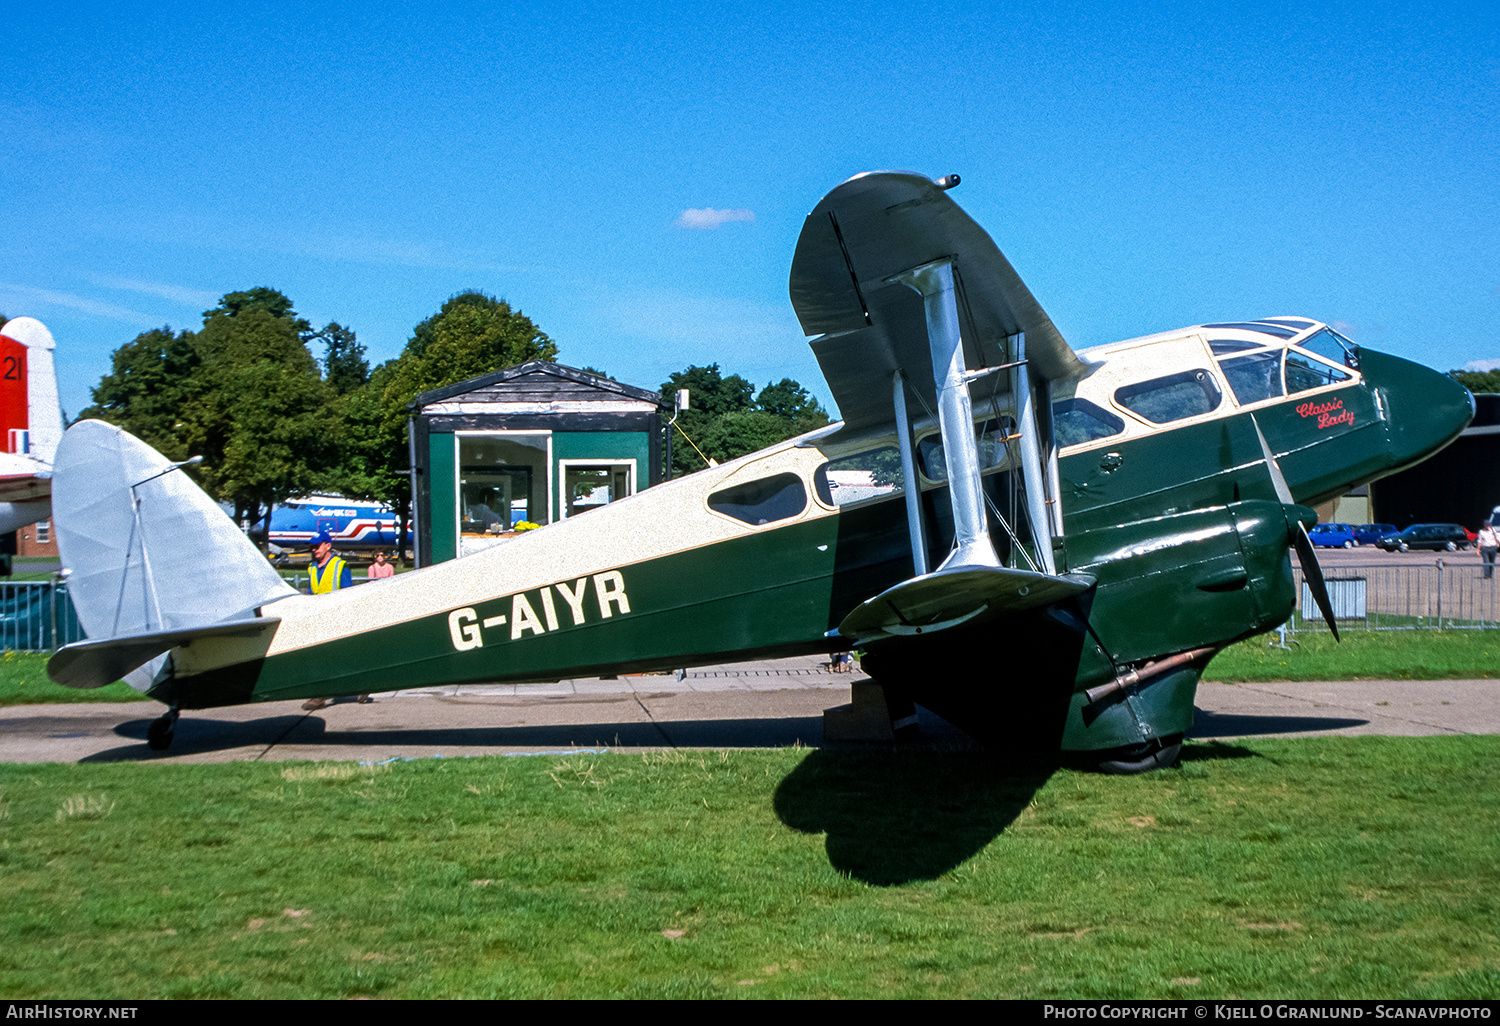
1207, 629, 1500, 682
0, 652, 147, 705
0, 737, 1495, 999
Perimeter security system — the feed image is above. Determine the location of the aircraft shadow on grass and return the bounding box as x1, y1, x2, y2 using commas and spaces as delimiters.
768, 729, 1320, 885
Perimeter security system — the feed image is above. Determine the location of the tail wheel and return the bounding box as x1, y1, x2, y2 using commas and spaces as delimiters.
147, 709, 179, 751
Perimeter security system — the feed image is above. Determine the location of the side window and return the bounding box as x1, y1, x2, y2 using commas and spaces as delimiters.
1286, 351, 1351, 394
1115, 370, 1222, 424
814, 447, 904, 507
1052, 398, 1124, 447
917, 417, 1015, 482
1219, 350, 1285, 406
707, 473, 807, 526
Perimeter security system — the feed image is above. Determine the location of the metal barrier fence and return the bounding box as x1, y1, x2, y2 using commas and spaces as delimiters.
0, 581, 86, 652
1292, 560, 1500, 632
0, 576, 369, 652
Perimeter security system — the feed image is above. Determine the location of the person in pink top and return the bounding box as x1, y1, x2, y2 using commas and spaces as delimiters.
368, 550, 396, 580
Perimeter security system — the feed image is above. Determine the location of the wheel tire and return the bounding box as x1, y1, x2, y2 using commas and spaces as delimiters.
1446, 541, 1457, 552
1344, 540, 1354, 549
1399, 542, 1409, 552
147, 715, 175, 751
1093, 734, 1184, 775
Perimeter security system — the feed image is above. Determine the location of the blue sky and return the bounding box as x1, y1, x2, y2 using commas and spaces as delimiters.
3, 1, 1497, 420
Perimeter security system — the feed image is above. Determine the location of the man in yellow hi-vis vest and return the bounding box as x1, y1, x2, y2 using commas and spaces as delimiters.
302, 531, 366, 709
308, 530, 351, 594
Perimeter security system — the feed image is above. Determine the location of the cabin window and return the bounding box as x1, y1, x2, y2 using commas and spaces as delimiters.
1114, 370, 1222, 424
1202, 321, 1300, 340
917, 417, 1015, 482
1286, 351, 1351, 394
1052, 398, 1124, 447
1208, 338, 1265, 355
707, 473, 807, 526
814, 447, 904, 507
1299, 328, 1360, 369
1220, 350, 1285, 406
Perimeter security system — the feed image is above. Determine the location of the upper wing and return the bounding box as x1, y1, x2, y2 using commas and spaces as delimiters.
789, 171, 1091, 432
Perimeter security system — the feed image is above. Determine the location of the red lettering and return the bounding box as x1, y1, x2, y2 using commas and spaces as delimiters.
1297, 397, 1344, 419
1295, 396, 1353, 430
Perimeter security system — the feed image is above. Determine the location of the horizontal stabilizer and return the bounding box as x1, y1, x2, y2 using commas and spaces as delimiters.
837, 565, 1095, 645
48, 617, 280, 690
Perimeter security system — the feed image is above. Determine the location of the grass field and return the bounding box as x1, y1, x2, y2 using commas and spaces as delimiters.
0, 736, 1496, 999
1205, 629, 1500, 682
0, 652, 147, 705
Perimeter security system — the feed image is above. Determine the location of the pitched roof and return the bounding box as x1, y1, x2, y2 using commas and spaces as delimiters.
411, 361, 664, 410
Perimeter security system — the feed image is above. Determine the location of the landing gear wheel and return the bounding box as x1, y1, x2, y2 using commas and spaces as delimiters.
147, 709, 179, 751
1093, 734, 1184, 775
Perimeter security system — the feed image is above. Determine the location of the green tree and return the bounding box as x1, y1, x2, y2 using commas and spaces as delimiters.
312, 323, 369, 395
187, 292, 335, 534
661, 365, 830, 476
84, 290, 339, 540
78, 327, 201, 460
1451, 369, 1500, 395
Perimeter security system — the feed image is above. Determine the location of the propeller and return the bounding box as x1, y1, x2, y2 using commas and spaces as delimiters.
1252, 417, 1340, 641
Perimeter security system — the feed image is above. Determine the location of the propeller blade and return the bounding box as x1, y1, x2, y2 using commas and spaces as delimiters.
1251, 415, 1339, 640
1291, 520, 1341, 641
1251, 415, 1293, 506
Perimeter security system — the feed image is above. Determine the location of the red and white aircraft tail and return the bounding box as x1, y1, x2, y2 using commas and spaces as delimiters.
0, 317, 66, 535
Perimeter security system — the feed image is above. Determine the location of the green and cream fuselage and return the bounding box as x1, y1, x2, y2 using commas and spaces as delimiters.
141, 316, 1470, 756
49, 171, 1475, 758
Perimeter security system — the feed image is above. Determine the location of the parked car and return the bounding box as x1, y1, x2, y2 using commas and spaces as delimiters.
1375, 523, 1472, 552
1353, 523, 1397, 546
1308, 522, 1359, 548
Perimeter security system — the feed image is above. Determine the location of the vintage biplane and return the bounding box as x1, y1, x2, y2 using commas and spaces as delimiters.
46, 173, 1473, 769
0, 317, 66, 537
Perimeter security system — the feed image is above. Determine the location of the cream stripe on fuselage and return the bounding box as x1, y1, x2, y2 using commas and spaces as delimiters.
254, 436, 840, 658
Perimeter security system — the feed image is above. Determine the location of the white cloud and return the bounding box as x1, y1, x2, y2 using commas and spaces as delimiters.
91, 276, 220, 309
1463, 358, 1500, 373
0, 284, 158, 327
676, 208, 755, 230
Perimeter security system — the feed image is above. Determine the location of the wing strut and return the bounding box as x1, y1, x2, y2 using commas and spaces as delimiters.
891, 370, 929, 576
1013, 337, 1057, 574
890, 258, 1000, 571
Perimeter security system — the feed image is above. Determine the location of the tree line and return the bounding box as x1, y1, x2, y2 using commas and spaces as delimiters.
79, 287, 830, 556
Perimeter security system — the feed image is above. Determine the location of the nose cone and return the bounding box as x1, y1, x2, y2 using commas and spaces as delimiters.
1359, 348, 1474, 473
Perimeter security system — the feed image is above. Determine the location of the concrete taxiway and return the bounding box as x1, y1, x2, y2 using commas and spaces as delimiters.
1, 655, 1495, 765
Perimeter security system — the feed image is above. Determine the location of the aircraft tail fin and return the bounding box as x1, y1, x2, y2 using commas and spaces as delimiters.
51, 420, 296, 690
0, 317, 65, 464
